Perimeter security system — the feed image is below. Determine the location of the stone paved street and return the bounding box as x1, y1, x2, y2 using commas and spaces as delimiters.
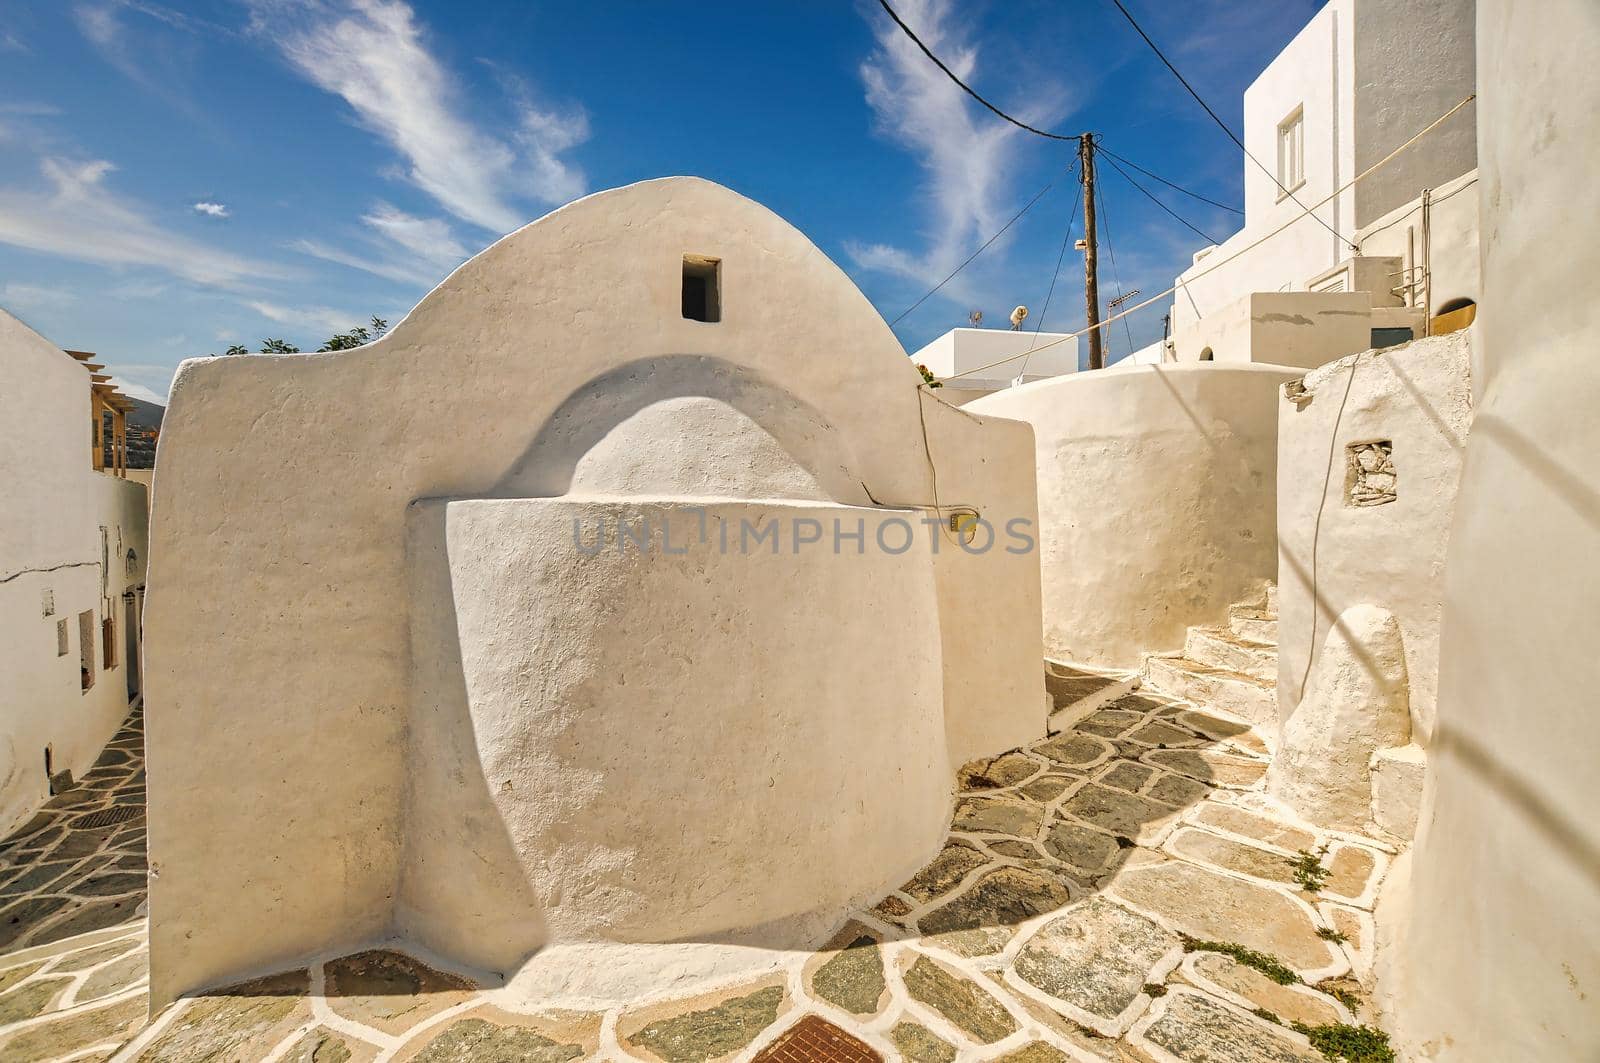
0, 684, 1396, 1062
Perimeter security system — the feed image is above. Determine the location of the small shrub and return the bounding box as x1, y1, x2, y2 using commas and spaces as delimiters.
1254, 1007, 1281, 1025
1294, 845, 1331, 892
1290, 1022, 1396, 1063
915, 363, 944, 388
1142, 983, 1167, 997
1316, 926, 1348, 943
1179, 935, 1300, 985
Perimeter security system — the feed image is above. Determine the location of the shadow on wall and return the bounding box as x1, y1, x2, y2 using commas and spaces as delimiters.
491, 355, 863, 503
398, 499, 547, 981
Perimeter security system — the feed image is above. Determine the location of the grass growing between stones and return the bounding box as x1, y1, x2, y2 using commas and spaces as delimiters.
1179, 936, 1299, 985
1293, 846, 1331, 893
1290, 1022, 1396, 1063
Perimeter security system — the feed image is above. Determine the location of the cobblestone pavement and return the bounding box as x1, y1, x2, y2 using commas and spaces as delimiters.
0, 687, 1397, 1062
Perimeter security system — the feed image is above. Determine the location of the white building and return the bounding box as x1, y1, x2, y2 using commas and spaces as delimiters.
0, 309, 149, 834
1168, 0, 1478, 365
910, 326, 1078, 404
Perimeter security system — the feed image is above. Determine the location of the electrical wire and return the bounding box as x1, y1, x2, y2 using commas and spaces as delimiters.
1100, 149, 1221, 246
873, 0, 1080, 142
1106, 0, 1355, 251
887, 168, 1064, 327
932, 93, 1476, 382
1016, 173, 1082, 379
1096, 143, 1243, 215
1094, 175, 1137, 359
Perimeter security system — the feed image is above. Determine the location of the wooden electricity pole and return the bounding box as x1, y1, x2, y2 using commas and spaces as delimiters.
1080, 133, 1104, 370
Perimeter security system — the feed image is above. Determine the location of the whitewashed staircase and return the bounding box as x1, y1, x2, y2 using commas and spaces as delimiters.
1144, 583, 1279, 729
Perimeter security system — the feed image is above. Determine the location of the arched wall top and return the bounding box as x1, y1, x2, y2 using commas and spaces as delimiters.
142, 177, 956, 1002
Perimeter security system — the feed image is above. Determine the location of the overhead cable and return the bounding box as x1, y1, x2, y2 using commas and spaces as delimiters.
874, 0, 1080, 142
1096, 143, 1244, 215
1106, 0, 1355, 250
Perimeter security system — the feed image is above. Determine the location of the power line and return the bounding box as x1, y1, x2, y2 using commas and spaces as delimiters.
1106, 0, 1355, 251
1094, 178, 1137, 358
1100, 148, 1221, 245
874, 0, 1079, 142
1017, 174, 1082, 379
887, 171, 1064, 327
933, 93, 1476, 383
1095, 143, 1242, 215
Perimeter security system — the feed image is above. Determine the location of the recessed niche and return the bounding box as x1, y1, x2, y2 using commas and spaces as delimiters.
682, 254, 721, 322
1346, 440, 1397, 507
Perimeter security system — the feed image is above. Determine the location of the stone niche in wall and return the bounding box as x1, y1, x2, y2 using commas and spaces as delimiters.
1346, 440, 1397, 506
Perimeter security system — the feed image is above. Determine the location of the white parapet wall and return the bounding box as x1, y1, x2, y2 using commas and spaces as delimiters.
0, 310, 148, 835
968, 362, 1301, 669
911, 327, 1079, 391
1275, 331, 1472, 744
1377, 3, 1600, 1057
143, 177, 1046, 1005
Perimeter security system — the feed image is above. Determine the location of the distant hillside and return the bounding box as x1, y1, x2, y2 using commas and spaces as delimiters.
103, 395, 163, 470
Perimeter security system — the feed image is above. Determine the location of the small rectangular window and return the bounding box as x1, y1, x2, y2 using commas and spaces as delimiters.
56, 618, 68, 656
1277, 106, 1305, 196
682, 254, 721, 322
78, 610, 95, 691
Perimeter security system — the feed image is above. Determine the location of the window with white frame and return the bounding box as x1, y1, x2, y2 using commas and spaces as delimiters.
1277, 106, 1305, 196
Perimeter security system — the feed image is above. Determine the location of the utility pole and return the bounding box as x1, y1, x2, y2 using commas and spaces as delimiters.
1079, 133, 1103, 370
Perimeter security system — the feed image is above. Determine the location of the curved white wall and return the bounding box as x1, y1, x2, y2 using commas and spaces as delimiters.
1380, 3, 1600, 1057
144, 178, 1045, 1005
401, 498, 949, 970
969, 363, 1300, 668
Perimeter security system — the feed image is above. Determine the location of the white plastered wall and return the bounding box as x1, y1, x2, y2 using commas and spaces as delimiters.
0, 310, 147, 835
1377, 3, 1600, 1057
1275, 332, 1472, 742
143, 178, 1045, 1006
967, 362, 1300, 669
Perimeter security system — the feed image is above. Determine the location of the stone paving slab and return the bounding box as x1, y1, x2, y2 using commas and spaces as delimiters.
0, 672, 1400, 1062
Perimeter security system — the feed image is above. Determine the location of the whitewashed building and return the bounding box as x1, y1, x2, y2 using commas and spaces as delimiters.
1167, 0, 1478, 365
0, 309, 149, 835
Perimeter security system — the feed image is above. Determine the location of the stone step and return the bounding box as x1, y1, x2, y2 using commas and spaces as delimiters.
1044, 660, 1140, 734
1143, 655, 1277, 730
1265, 581, 1278, 617
1229, 607, 1278, 644
1184, 626, 1277, 682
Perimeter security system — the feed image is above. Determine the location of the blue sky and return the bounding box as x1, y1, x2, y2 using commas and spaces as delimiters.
0, 0, 1322, 403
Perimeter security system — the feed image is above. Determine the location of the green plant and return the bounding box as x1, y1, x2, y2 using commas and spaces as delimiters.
1290, 1022, 1395, 1063
1179, 935, 1300, 986
1293, 845, 1331, 892
1142, 983, 1167, 997
1316, 926, 1348, 943
1316, 980, 1362, 1012
915, 362, 944, 388
1253, 1007, 1281, 1025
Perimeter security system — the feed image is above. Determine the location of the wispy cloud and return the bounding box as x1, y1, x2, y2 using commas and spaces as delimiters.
848, 0, 1069, 304
107, 374, 167, 404
72, 1, 217, 117
252, 0, 588, 233
291, 201, 475, 288
246, 300, 367, 337
192, 200, 229, 217
0, 283, 74, 313
0, 157, 286, 287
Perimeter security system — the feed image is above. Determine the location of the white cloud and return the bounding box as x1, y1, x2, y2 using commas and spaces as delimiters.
246, 300, 365, 337
0, 157, 286, 287
0, 283, 74, 313
850, 0, 1067, 306
291, 201, 475, 288
253, 0, 588, 233
107, 374, 167, 404
192, 200, 229, 217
